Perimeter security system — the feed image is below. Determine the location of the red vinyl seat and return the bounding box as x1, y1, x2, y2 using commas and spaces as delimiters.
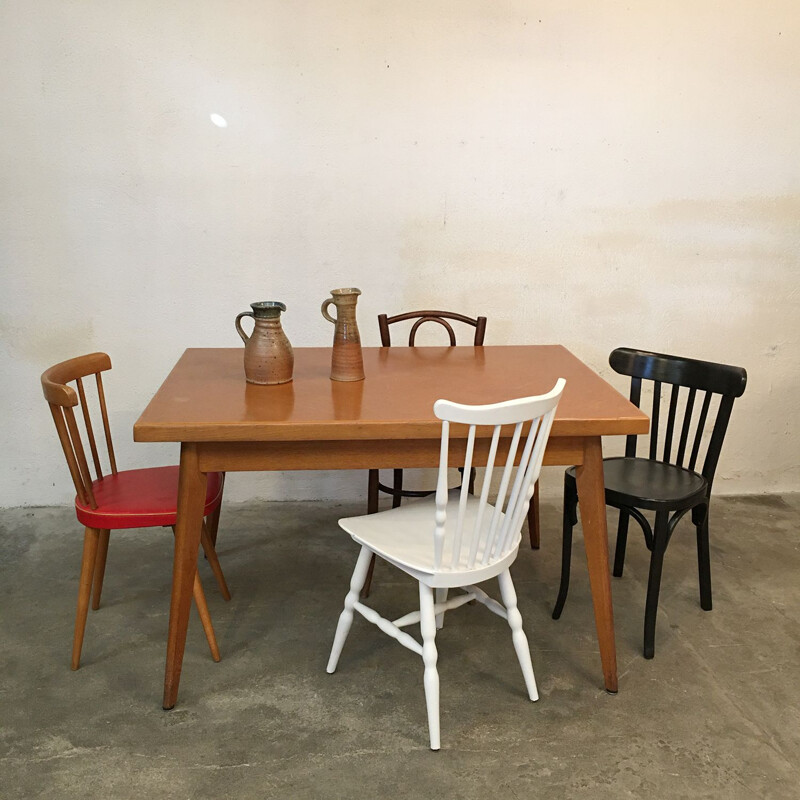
76, 466, 224, 529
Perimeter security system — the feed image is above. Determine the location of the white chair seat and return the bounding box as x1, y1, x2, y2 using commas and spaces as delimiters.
340, 490, 521, 588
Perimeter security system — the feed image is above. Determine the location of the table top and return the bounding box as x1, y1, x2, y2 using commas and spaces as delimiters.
133, 346, 649, 443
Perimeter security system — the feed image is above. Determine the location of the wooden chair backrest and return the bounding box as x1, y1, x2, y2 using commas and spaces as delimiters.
378, 310, 487, 347
610, 347, 747, 490
431, 379, 565, 572
41, 353, 118, 510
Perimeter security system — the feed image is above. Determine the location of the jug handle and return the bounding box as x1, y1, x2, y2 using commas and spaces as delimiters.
321, 298, 337, 324
235, 311, 254, 344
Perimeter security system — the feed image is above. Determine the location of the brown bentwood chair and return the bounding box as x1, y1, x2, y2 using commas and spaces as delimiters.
361, 310, 541, 597
41, 353, 231, 669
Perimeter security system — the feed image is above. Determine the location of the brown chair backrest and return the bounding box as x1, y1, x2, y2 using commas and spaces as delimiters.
378, 310, 487, 347
41, 353, 118, 510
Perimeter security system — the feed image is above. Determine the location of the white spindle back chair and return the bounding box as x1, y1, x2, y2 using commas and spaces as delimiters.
327, 379, 565, 750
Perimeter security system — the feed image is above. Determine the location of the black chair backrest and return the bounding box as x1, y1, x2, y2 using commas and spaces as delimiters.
610, 348, 747, 490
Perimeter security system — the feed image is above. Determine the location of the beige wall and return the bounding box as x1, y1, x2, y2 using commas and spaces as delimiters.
1, 1, 798, 506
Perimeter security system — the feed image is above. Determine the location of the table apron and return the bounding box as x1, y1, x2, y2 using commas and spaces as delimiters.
196, 436, 587, 472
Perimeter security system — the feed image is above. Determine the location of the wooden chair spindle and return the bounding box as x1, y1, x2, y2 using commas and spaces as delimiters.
50, 404, 90, 506
409, 317, 457, 346
76, 377, 103, 480
96, 372, 117, 474
64, 406, 97, 509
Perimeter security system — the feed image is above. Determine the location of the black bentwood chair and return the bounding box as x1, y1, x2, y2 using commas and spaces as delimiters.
552, 347, 747, 658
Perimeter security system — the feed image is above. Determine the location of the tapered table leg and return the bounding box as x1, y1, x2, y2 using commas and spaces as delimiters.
163, 442, 207, 710
574, 436, 618, 693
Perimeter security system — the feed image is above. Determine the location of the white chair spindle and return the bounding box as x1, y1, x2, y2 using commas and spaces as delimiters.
433, 420, 450, 571
493, 419, 540, 559
467, 425, 501, 568
505, 412, 556, 549
451, 424, 476, 569
483, 422, 523, 566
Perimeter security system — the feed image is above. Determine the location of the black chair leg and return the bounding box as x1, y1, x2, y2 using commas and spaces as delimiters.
613, 510, 630, 578
361, 470, 380, 599
392, 469, 403, 509
552, 475, 579, 620
643, 509, 669, 659
367, 469, 379, 514
695, 504, 712, 611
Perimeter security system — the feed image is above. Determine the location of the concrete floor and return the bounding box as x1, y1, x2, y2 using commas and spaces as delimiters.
1, 494, 798, 798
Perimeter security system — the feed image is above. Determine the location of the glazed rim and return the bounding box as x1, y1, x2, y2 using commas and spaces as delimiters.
251, 300, 287, 311
331, 287, 361, 296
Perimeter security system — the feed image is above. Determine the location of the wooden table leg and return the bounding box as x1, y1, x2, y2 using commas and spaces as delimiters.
163, 442, 207, 710
574, 436, 618, 693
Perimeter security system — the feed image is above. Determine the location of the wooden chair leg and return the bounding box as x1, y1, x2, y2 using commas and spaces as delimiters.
695, 505, 712, 611
419, 582, 440, 751
643, 510, 669, 659
613, 511, 630, 577
192, 572, 221, 662
205, 474, 225, 548
552, 476, 578, 620
91, 529, 111, 610
361, 471, 380, 599
200, 521, 231, 601
528, 480, 541, 549
72, 527, 100, 670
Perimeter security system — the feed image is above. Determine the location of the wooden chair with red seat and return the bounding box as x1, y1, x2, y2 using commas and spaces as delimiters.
41, 352, 231, 670
361, 310, 542, 597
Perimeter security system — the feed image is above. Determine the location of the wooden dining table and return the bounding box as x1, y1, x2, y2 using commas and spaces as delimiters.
134, 345, 649, 709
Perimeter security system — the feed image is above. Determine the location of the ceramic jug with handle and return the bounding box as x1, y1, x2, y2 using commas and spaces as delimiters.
235, 301, 294, 385
321, 288, 365, 382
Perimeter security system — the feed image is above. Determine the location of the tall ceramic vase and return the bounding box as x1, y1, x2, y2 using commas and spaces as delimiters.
235, 301, 294, 384
321, 288, 365, 382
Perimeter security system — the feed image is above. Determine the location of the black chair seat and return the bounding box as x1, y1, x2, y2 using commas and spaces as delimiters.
566, 457, 707, 512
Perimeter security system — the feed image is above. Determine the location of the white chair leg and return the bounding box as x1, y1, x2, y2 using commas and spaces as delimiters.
419, 582, 441, 750
498, 569, 538, 702
327, 546, 373, 674
435, 587, 448, 629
